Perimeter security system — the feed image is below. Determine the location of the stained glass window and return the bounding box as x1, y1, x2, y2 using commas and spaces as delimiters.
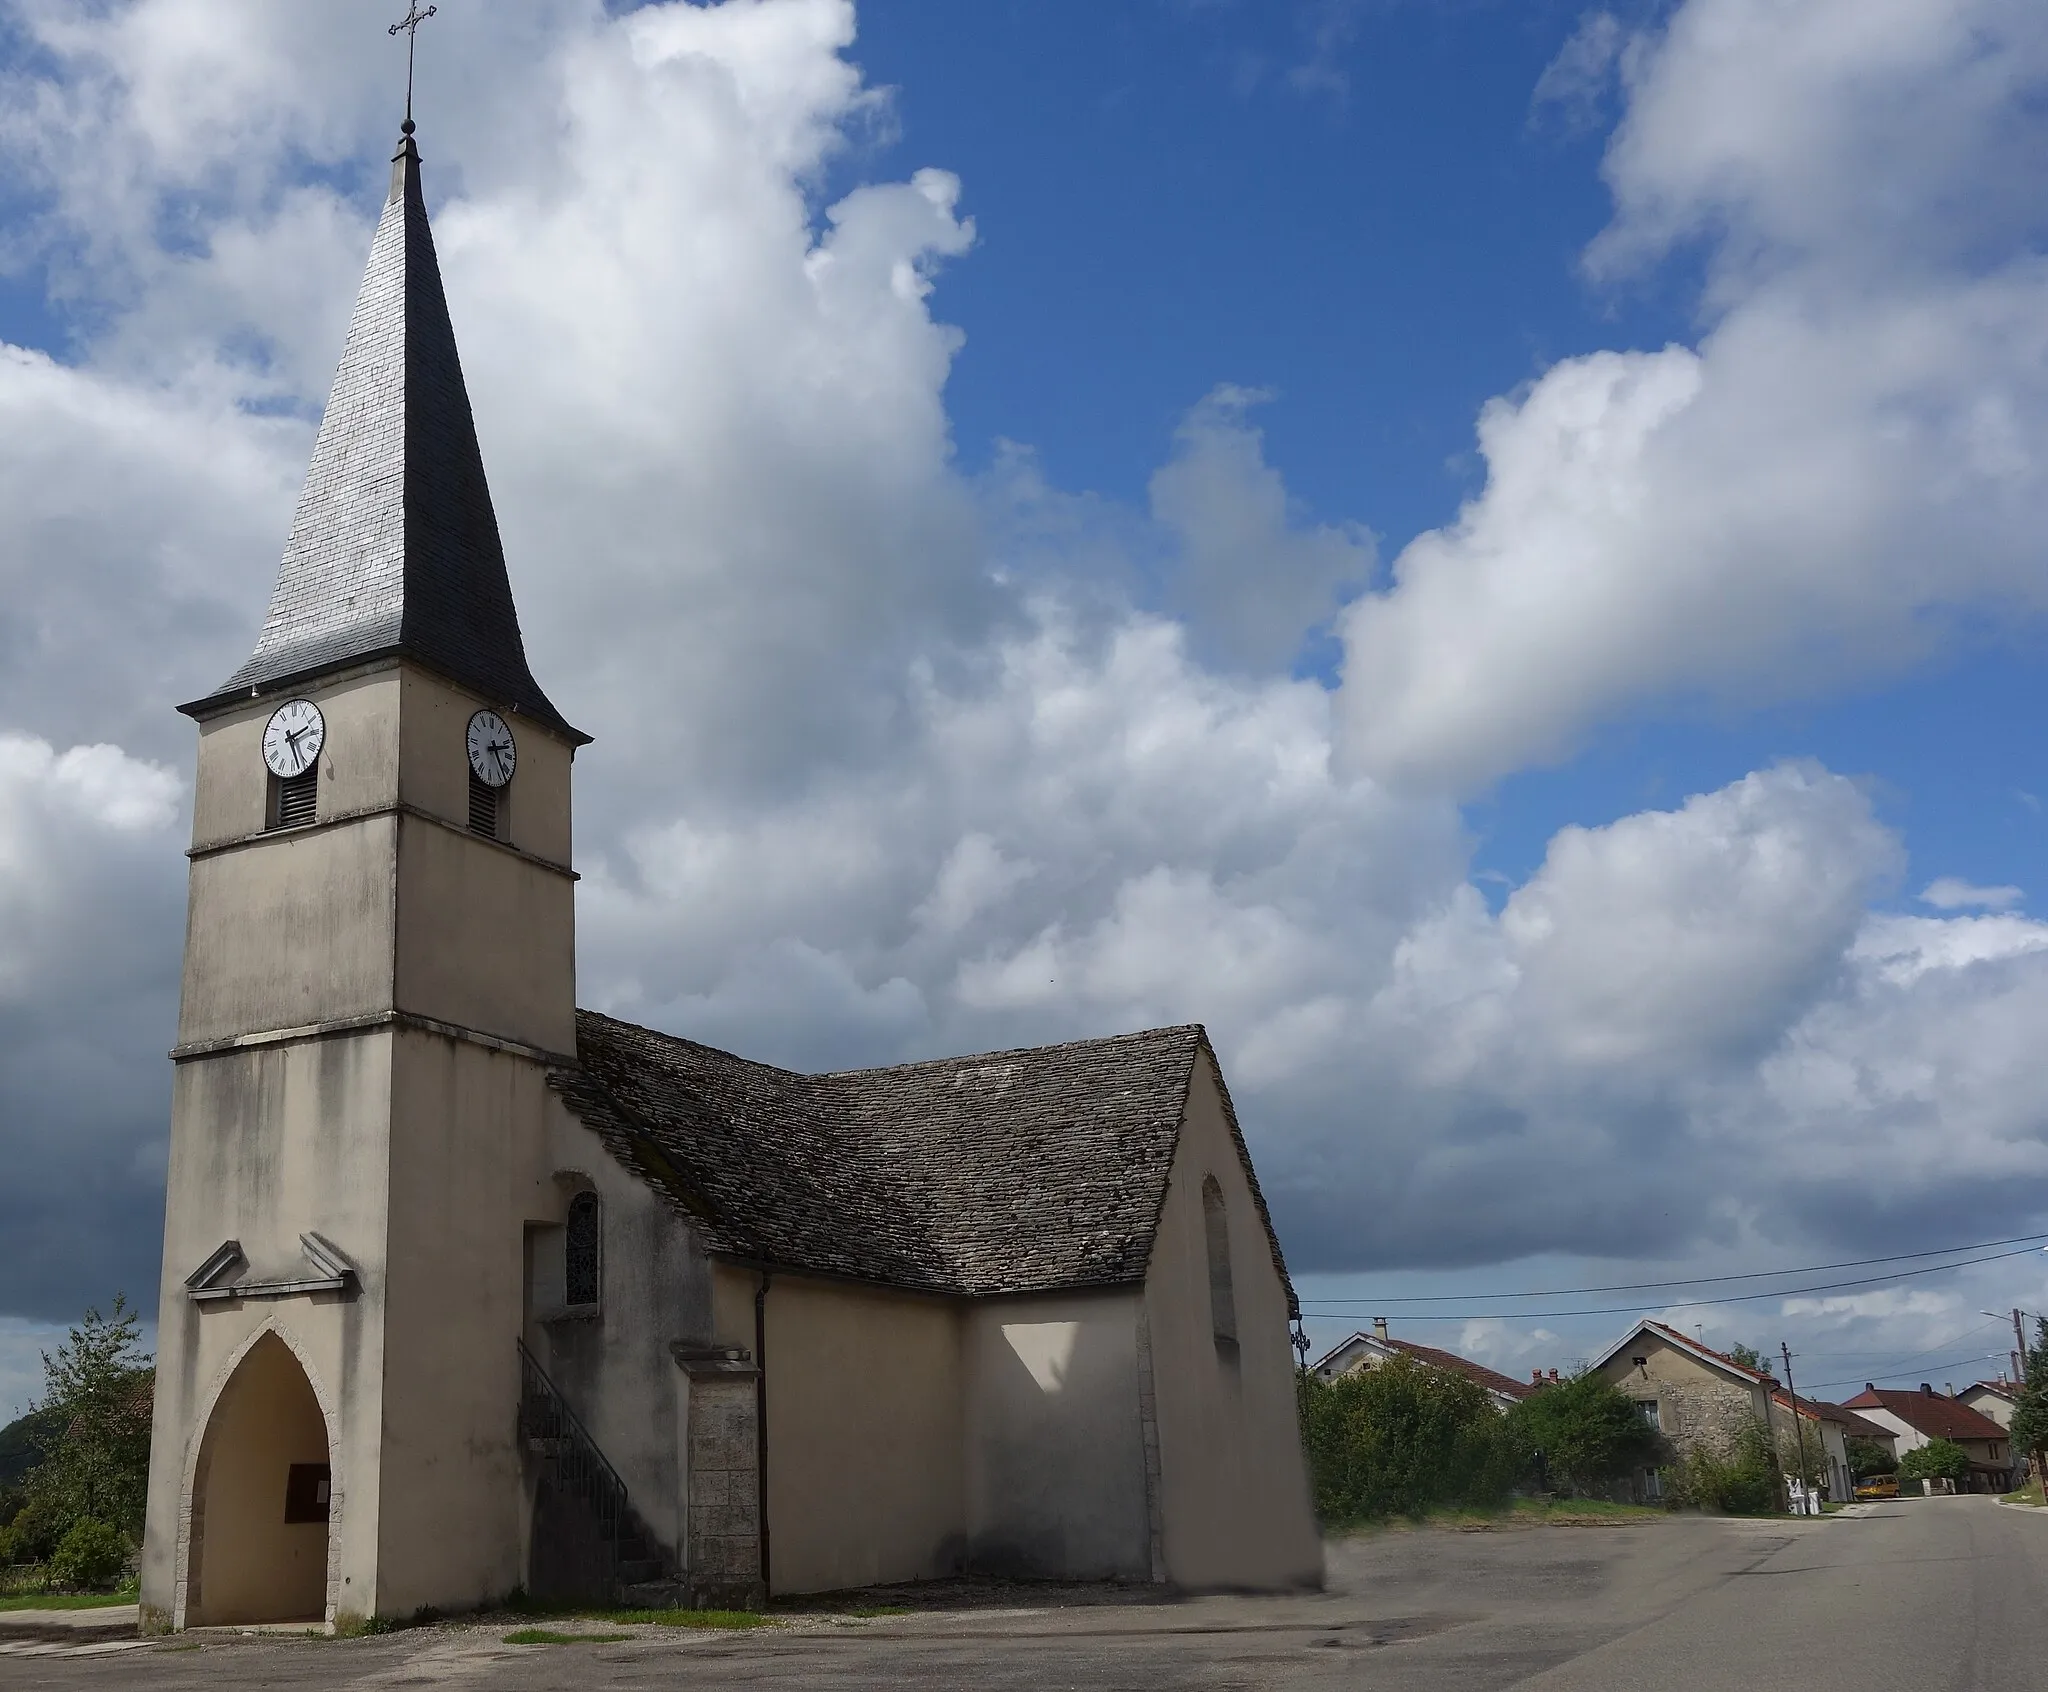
566, 1191, 600, 1307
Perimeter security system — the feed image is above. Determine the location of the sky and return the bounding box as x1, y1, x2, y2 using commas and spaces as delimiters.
2, 0, 2047, 1421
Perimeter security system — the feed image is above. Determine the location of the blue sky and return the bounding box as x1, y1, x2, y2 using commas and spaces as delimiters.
2, 0, 2047, 1416
829, 0, 2048, 917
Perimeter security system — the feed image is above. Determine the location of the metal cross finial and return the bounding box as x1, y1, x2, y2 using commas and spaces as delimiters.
388, 4, 437, 130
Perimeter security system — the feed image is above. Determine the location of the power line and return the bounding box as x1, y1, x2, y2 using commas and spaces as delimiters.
1301, 1231, 2048, 1307
1298, 1243, 2048, 1320
1803, 1348, 2013, 1397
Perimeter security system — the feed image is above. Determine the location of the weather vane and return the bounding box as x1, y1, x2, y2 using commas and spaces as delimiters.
389, 3, 438, 131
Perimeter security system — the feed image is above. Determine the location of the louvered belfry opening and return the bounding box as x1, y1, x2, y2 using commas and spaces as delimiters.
469, 771, 500, 839
271, 769, 318, 830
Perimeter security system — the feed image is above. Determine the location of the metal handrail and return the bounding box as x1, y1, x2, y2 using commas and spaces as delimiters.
517, 1338, 631, 1591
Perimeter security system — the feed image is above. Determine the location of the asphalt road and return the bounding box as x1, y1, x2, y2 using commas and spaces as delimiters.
5, 1495, 2046, 1689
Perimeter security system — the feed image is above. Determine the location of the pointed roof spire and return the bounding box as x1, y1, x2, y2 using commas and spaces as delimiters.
185, 124, 585, 744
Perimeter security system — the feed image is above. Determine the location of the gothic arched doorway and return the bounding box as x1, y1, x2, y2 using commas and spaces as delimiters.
186, 1331, 333, 1625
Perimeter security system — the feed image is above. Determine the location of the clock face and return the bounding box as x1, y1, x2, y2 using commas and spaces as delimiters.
261, 699, 326, 779
466, 709, 517, 788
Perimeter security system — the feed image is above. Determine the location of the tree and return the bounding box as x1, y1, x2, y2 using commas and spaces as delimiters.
1775, 1419, 1829, 1490
22, 1297, 155, 1550
1898, 1438, 1971, 1484
1298, 1357, 1524, 1524
1846, 1436, 1897, 1478
2006, 1319, 2048, 1487
1504, 1370, 1662, 1497
1726, 1344, 1768, 1374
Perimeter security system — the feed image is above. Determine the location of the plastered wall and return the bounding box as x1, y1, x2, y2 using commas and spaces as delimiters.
962, 1292, 1150, 1579
526, 1096, 715, 1561
373, 1031, 559, 1613
141, 1035, 394, 1630
1142, 1051, 1321, 1591
717, 1266, 967, 1595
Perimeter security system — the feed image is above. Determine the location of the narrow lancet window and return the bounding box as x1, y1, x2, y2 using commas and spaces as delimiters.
565, 1191, 601, 1308
1202, 1176, 1237, 1348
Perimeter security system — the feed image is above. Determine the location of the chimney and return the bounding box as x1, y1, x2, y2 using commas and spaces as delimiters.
1945, 1383, 1955, 1398
1865, 1383, 1877, 1393
1548, 1368, 1560, 1383
1372, 1317, 1389, 1342
1532, 1368, 1543, 1385
1921, 1383, 1935, 1395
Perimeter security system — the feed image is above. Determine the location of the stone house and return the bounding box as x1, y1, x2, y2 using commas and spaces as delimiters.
1309, 1321, 1534, 1413
136, 120, 1322, 1633
1588, 1321, 1785, 1500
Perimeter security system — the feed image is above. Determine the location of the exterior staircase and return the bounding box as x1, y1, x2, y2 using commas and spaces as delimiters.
517, 1339, 680, 1604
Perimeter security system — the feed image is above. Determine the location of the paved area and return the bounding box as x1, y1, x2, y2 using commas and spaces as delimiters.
4, 1496, 2047, 1686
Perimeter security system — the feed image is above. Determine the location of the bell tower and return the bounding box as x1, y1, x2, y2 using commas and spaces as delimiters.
140, 121, 587, 1631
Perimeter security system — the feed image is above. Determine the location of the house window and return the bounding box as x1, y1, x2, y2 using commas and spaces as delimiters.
1202, 1176, 1236, 1348
565, 1191, 601, 1308
1636, 1399, 1661, 1430
269, 768, 318, 830
283, 1463, 331, 1524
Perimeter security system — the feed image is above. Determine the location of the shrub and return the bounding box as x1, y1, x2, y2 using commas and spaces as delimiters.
49, 1519, 127, 1591
1298, 1357, 1524, 1525
1899, 1438, 1971, 1484
1661, 1421, 1778, 1514
1504, 1371, 1662, 1497
3, 1494, 64, 1565
1846, 1436, 1896, 1478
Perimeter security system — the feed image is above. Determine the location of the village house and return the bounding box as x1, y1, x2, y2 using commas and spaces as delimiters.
1309, 1320, 1535, 1412
136, 120, 1321, 1633
1588, 1321, 1788, 1501
1841, 1386, 2017, 1492
1810, 1402, 1898, 1500
1955, 1379, 2021, 1431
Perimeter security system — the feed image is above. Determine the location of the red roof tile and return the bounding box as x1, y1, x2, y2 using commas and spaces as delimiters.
1841, 1387, 2008, 1443
1381, 1338, 1534, 1402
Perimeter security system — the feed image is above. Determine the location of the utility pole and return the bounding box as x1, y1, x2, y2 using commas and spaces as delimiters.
1759, 1370, 1789, 1515
2016, 1309, 2030, 1384
1782, 1341, 1815, 1512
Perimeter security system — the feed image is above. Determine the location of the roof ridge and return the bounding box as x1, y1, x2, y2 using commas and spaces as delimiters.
815, 1023, 1205, 1081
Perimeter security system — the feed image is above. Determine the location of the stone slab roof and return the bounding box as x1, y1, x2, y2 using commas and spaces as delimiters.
552, 1010, 1297, 1313
182, 129, 581, 743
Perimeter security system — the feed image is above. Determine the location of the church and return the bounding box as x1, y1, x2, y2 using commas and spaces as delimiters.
136, 119, 1320, 1631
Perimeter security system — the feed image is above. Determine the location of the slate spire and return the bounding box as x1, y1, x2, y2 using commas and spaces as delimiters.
186, 125, 584, 743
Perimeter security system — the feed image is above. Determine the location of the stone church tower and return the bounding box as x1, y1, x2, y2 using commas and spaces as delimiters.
139, 123, 586, 1630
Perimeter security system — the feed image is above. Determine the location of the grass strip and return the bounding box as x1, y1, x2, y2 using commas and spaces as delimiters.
0, 1591, 138, 1612
503, 1627, 632, 1645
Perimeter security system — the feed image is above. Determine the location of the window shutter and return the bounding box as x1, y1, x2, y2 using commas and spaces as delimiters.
469, 772, 499, 839
272, 769, 318, 829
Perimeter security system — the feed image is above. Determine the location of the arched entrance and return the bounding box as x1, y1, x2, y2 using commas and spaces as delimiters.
187, 1332, 333, 1625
